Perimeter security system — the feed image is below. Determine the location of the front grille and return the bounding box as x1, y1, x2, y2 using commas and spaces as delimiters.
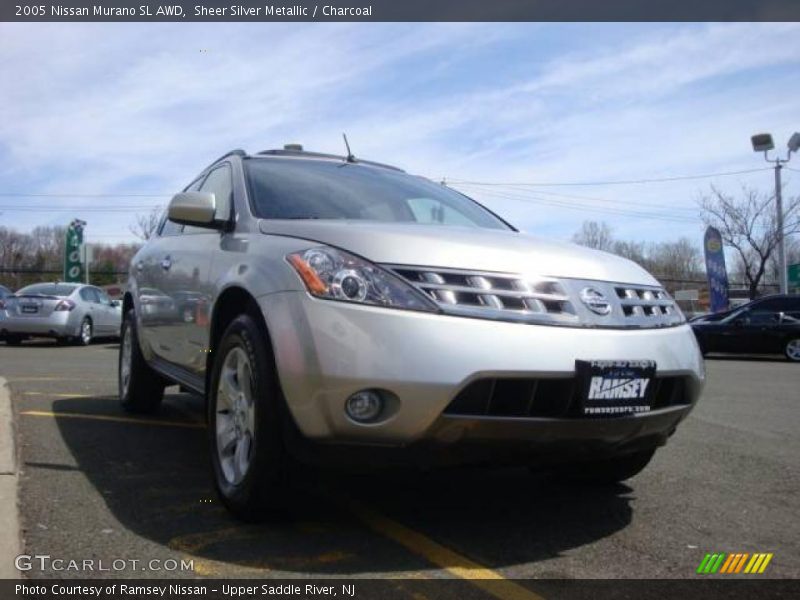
387, 265, 684, 329
445, 376, 690, 419
389, 267, 578, 325
615, 286, 677, 319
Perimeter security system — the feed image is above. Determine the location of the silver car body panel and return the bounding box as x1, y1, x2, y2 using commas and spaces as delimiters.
126, 152, 705, 452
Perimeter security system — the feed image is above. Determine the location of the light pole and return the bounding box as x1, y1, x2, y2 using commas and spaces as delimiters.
751, 132, 800, 295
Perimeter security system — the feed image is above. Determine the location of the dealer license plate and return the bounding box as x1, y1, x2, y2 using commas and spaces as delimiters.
21, 305, 38, 314
575, 360, 656, 417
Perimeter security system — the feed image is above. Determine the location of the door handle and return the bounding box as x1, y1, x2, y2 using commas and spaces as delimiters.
161, 256, 172, 271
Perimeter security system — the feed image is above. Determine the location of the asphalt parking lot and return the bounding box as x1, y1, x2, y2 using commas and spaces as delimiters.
1, 341, 798, 590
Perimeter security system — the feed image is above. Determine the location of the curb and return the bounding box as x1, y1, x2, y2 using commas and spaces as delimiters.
0, 376, 21, 578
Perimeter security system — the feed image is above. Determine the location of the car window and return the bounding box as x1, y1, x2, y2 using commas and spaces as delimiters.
79, 288, 96, 303
160, 216, 183, 237
406, 197, 478, 227
746, 310, 779, 324
245, 159, 510, 230
94, 288, 112, 305
180, 164, 233, 235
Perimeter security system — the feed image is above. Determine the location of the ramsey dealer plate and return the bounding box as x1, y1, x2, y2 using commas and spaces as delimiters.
575, 359, 656, 417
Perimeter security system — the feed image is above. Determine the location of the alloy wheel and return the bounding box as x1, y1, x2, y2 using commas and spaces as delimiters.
215, 347, 256, 485
786, 339, 800, 362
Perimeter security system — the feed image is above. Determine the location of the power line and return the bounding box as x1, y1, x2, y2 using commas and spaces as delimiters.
455, 182, 698, 213
457, 186, 698, 224
447, 167, 771, 187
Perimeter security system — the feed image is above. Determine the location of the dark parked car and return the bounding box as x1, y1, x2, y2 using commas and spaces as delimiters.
691, 294, 800, 361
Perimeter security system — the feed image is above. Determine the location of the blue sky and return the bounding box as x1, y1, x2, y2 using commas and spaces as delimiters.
0, 22, 799, 246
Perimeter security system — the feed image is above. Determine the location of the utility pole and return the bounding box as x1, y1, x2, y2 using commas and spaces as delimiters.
751, 132, 800, 295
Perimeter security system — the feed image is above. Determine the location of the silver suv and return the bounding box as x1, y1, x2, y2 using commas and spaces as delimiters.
120, 146, 705, 519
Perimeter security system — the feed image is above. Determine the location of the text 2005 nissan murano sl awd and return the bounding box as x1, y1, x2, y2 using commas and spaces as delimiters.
119, 146, 704, 519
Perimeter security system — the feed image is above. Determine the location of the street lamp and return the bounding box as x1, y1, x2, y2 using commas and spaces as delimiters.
751, 132, 800, 295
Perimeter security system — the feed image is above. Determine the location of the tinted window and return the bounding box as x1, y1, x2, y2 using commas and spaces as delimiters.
182, 165, 233, 235
17, 283, 77, 297
245, 159, 509, 230
79, 288, 98, 303
201, 164, 233, 222
94, 288, 112, 305
160, 215, 182, 236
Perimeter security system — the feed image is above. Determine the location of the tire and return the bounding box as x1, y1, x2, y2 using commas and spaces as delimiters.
74, 317, 93, 346
785, 338, 800, 362
553, 449, 656, 485
119, 309, 167, 414
5, 335, 23, 346
208, 313, 287, 521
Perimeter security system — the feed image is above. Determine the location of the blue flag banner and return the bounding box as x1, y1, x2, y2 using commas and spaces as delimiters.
703, 226, 729, 313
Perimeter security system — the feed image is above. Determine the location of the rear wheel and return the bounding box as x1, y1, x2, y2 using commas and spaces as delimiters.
73, 317, 92, 346
785, 338, 800, 362
552, 449, 656, 485
119, 309, 167, 413
208, 314, 287, 521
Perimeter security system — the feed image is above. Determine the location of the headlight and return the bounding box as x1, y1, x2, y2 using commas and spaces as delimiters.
286, 247, 439, 312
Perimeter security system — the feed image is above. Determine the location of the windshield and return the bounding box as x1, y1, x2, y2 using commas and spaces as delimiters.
17, 283, 77, 297
245, 158, 510, 230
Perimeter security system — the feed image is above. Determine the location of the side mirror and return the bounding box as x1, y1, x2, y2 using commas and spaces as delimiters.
167, 192, 220, 228
733, 317, 745, 327
110, 300, 121, 308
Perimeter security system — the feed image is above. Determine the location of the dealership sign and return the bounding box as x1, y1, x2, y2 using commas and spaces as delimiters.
703, 226, 729, 313
63, 219, 86, 283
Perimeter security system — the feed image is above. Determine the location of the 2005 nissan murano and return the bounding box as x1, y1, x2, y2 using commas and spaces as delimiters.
120, 146, 705, 520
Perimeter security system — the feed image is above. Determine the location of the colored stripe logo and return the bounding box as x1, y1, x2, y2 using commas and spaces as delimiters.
697, 552, 773, 574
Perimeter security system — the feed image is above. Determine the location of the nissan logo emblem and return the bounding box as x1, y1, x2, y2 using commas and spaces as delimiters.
580, 287, 612, 315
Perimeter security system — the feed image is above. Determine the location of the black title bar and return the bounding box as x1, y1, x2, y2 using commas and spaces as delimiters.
3, 0, 800, 22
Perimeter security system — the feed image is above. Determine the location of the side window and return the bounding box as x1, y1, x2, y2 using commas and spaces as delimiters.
183, 165, 232, 235
80, 288, 100, 303
160, 176, 205, 236
406, 197, 475, 227
202, 164, 234, 222
94, 288, 111, 305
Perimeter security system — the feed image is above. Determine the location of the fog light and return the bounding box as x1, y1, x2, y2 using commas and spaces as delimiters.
345, 390, 384, 423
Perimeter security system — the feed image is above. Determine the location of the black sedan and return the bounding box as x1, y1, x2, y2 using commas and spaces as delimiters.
691, 294, 800, 361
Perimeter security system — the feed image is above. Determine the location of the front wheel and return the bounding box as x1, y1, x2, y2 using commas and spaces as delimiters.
785, 338, 800, 362
119, 309, 167, 413
552, 449, 656, 485
208, 314, 287, 521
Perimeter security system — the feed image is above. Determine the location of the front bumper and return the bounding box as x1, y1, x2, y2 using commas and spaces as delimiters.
0, 311, 81, 338
261, 291, 704, 450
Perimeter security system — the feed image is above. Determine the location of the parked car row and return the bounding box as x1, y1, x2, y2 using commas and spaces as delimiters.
0, 282, 122, 345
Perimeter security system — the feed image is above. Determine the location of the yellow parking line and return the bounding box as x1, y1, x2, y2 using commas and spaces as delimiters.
22, 392, 93, 398
20, 410, 205, 429
8, 377, 106, 382
346, 499, 544, 600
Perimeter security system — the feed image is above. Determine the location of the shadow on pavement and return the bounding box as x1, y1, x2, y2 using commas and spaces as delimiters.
51, 394, 635, 576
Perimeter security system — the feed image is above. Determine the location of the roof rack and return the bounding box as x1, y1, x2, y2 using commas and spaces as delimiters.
255, 148, 404, 172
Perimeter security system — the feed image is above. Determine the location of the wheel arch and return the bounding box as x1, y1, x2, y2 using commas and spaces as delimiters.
206, 286, 274, 395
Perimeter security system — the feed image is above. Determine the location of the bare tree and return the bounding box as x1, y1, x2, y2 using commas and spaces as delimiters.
572, 220, 614, 251
129, 206, 163, 241
699, 185, 800, 299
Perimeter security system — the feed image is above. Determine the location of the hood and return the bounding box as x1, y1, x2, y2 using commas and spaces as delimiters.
258, 220, 659, 286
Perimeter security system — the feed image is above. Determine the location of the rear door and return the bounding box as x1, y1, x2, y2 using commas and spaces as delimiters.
89, 287, 119, 335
